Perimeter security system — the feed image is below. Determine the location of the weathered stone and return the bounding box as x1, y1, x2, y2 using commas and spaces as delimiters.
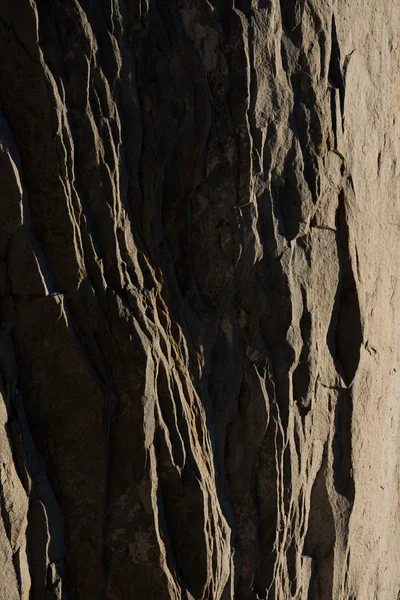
0, 1, 399, 599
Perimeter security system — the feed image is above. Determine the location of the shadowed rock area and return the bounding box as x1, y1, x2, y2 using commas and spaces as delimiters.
0, 1, 400, 599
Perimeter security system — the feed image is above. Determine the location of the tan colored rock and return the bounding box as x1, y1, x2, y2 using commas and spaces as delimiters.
0, 1, 399, 598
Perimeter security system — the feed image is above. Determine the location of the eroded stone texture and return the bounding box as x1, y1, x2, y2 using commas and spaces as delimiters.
0, 1, 399, 599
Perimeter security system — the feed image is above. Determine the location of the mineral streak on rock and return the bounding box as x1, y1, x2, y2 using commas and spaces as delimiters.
0, 1, 399, 599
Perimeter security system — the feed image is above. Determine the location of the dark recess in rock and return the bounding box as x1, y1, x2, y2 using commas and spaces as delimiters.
0, 2, 399, 600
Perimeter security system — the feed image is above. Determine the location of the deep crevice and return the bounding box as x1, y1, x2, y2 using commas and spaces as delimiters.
327, 190, 362, 386
332, 388, 355, 503
335, 190, 363, 386
328, 14, 345, 128
304, 446, 335, 600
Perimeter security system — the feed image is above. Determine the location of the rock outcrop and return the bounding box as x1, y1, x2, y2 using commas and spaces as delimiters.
0, 1, 399, 599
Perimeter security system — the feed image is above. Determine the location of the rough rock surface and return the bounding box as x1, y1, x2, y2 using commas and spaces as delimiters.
0, 1, 399, 599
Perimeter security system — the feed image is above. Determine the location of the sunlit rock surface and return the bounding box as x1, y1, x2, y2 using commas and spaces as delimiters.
0, 1, 399, 598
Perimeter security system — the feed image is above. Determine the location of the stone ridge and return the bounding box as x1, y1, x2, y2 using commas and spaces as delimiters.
0, 1, 399, 599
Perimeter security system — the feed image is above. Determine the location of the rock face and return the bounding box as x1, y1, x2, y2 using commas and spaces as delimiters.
0, 1, 399, 598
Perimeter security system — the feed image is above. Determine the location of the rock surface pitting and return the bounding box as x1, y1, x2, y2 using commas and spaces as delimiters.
0, 1, 399, 599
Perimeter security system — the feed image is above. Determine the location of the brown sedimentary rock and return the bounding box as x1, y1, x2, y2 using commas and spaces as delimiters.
0, 1, 399, 599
